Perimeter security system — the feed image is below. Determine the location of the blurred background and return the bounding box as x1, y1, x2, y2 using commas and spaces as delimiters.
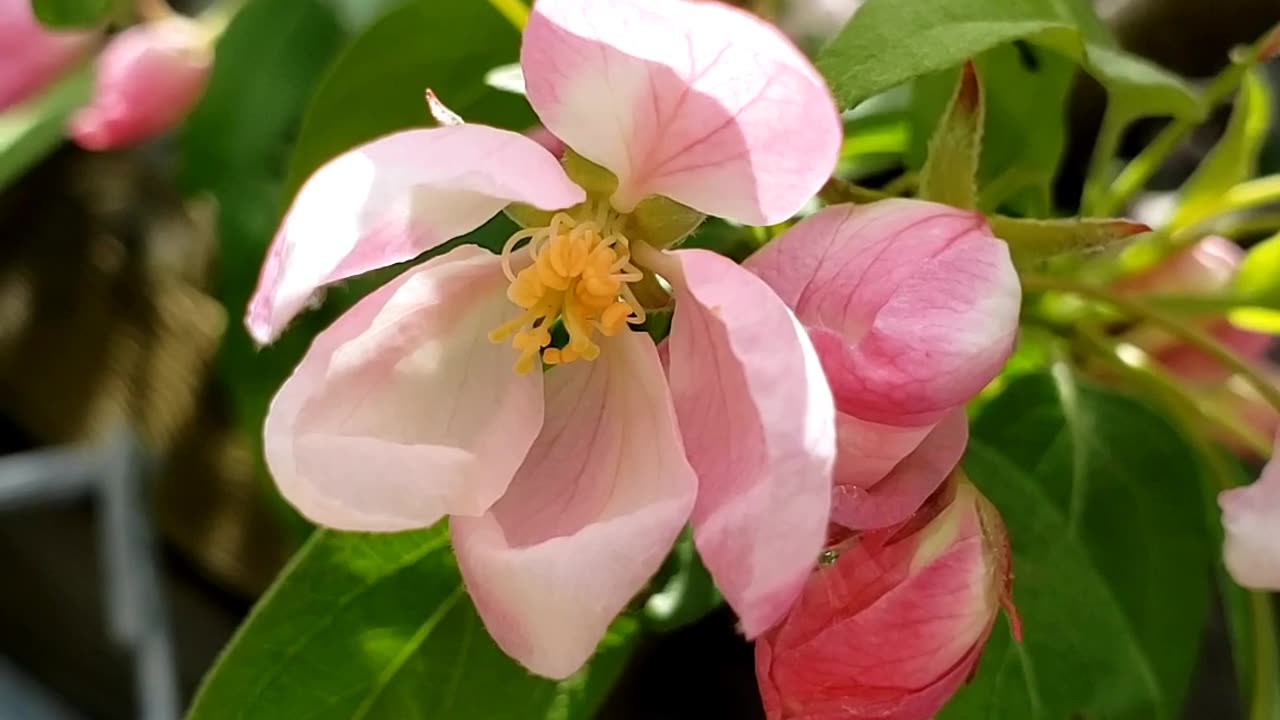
1, 0, 1279, 718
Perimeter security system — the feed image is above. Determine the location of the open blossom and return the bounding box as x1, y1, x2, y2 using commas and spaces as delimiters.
1113, 236, 1271, 381
748, 200, 1021, 530
0, 0, 96, 111
1220, 434, 1280, 590
250, 0, 841, 679
757, 474, 1016, 720
70, 17, 213, 150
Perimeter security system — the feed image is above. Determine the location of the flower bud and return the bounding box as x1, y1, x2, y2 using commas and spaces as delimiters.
749, 200, 1020, 528
1219, 433, 1280, 590
756, 475, 1015, 720
69, 17, 213, 150
0, 0, 96, 111
1113, 237, 1272, 382
748, 199, 1020, 428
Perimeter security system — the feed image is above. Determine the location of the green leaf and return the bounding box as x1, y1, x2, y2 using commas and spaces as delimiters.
1230, 230, 1280, 332
1173, 69, 1274, 230
283, 0, 533, 198
918, 62, 982, 209
190, 527, 637, 719
988, 214, 1148, 268
818, 0, 1197, 122
910, 43, 1075, 215
30, 0, 119, 27
942, 372, 1212, 718
0, 64, 91, 192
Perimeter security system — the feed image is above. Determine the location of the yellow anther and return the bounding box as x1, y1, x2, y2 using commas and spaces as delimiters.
489, 203, 650, 373
534, 251, 572, 291
599, 302, 633, 336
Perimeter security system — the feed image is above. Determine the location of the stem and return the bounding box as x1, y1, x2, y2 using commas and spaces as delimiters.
1021, 274, 1280, 415
485, 0, 529, 30
1074, 326, 1271, 457
1082, 106, 1126, 215
136, 0, 174, 22
1181, 175, 1280, 231
818, 177, 889, 205
1249, 592, 1279, 720
1099, 23, 1280, 216
196, 0, 245, 39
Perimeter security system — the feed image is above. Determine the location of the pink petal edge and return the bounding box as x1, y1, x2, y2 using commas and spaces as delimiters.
665, 248, 836, 637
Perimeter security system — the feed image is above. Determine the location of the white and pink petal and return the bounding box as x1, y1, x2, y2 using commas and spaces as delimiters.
264, 246, 543, 532
247, 125, 584, 345
452, 330, 697, 679
1220, 434, 1280, 591
521, 0, 839, 225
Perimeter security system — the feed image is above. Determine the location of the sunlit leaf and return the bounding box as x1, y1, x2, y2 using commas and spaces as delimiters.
189, 526, 637, 719
819, 0, 1198, 123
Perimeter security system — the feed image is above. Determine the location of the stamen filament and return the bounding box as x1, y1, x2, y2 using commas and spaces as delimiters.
490, 202, 653, 373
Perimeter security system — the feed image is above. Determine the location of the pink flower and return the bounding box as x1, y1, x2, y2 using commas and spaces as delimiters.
0, 0, 96, 112
1220, 433, 1280, 590
69, 17, 212, 150
756, 474, 1015, 720
250, 0, 841, 679
748, 200, 1021, 530
1113, 236, 1272, 382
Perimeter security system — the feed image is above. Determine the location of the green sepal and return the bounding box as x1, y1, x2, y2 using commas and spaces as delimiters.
919, 61, 983, 209
989, 215, 1149, 269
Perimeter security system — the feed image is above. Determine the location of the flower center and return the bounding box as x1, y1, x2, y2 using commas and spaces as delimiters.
488, 203, 647, 374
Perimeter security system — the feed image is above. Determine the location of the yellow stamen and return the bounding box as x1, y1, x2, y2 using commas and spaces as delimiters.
490, 205, 648, 373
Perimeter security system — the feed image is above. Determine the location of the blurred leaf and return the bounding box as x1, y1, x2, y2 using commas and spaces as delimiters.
1230, 231, 1280, 332
918, 62, 982, 209
0, 64, 90, 191
910, 43, 1075, 215
819, 0, 1197, 123
179, 0, 348, 537
1173, 69, 1274, 230
284, 0, 533, 197
942, 373, 1211, 718
189, 526, 638, 719
30, 0, 119, 27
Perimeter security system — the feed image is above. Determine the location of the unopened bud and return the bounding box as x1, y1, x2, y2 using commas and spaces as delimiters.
757, 475, 1016, 720
70, 17, 212, 150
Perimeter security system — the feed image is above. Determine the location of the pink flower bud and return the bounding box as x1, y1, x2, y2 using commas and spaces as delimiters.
69, 17, 212, 150
0, 0, 96, 111
1114, 235, 1241, 297
749, 200, 1021, 428
749, 200, 1020, 529
756, 475, 1016, 720
1113, 237, 1272, 382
